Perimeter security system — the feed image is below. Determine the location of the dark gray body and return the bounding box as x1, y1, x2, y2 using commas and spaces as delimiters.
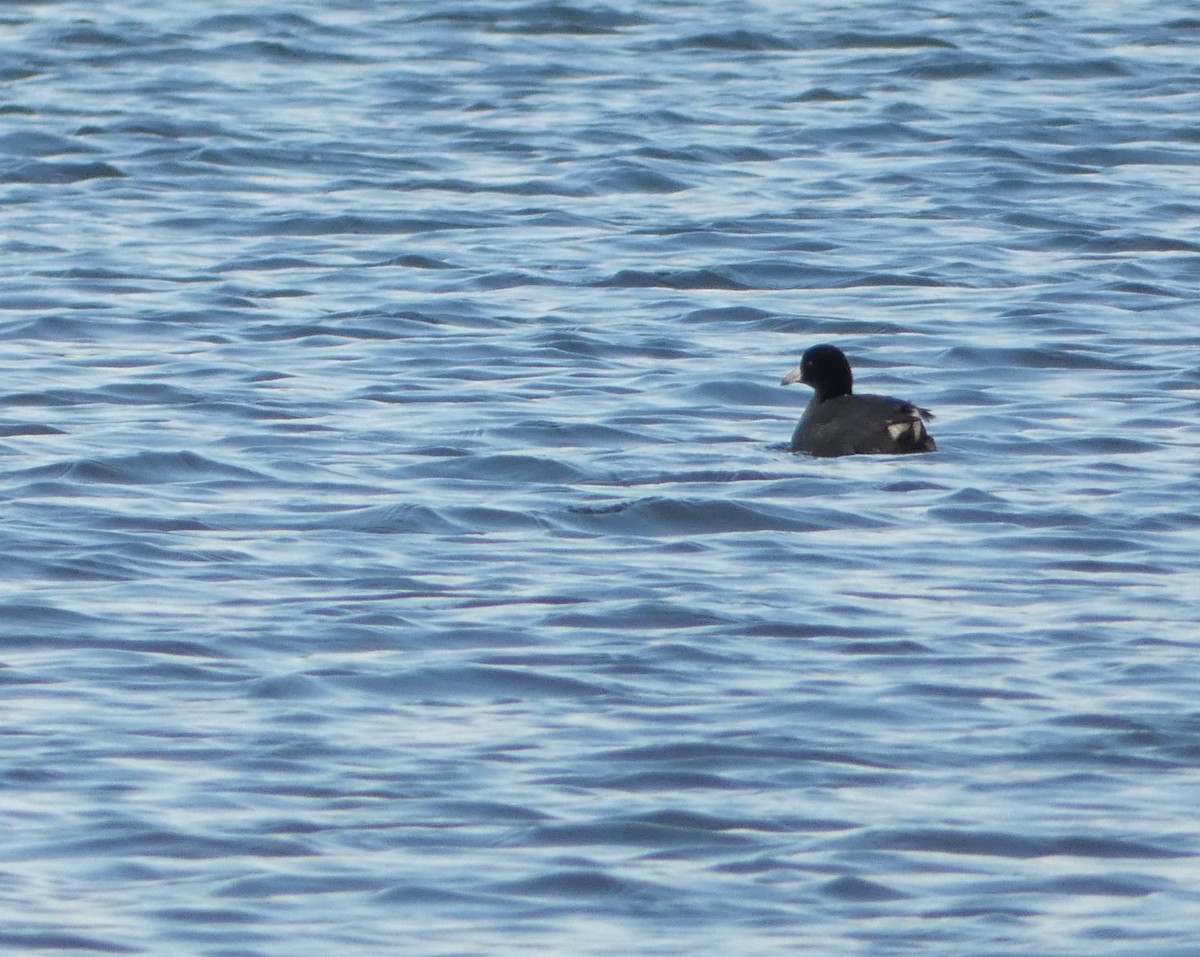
791, 392, 936, 457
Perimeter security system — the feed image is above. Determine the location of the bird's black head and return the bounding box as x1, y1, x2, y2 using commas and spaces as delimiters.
781, 344, 853, 400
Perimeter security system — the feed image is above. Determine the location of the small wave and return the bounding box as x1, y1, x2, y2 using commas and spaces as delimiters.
463, 269, 562, 290
582, 162, 691, 194
212, 255, 323, 273
189, 12, 352, 39
493, 419, 645, 448
410, 4, 650, 34
827, 31, 956, 50
374, 253, 455, 269
373, 883, 497, 906
404, 453, 586, 483
838, 827, 1186, 859
941, 344, 1142, 371
681, 306, 774, 325
0, 422, 64, 437
62, 451, 262, 485
0, 932, 135, 954
1043, 874, 1161, 897
723, 259, 856, 290
1025, 57, 1132, 79
846, 272, 957, 288
561, 497, 825, 536
0, 604, 104, 646
657, 30, 796, 52
254, 212, 496, 237
1081, 233, 1200, 253
795, 87, 859, 102
327, 503, 543, 535
821, 875, 909, 901
543, 599, 731, 631
326, 664, 611, 701
898, 52, 1009, 80
1, 160, 124, 183
215, 40, 369, 65
802, 120, 948, 145
216, 872, 385, 898
595, 268, 748, 290
528, 813, 757, 850
326, 504, 464, 534
497, 869, 654, 898
108, 115, 237, 139
0, 130, 95, 156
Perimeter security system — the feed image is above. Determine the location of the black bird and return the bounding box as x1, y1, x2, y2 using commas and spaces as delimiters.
781, 344, 936, 457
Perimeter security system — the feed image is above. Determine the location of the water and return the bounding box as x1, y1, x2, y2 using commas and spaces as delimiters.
2, 1, 1199, 953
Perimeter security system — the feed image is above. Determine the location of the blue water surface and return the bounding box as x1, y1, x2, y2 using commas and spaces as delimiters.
3, 1, 1200, 954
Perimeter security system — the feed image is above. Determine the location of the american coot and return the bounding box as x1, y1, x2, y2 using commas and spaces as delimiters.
781, 344, 936, 457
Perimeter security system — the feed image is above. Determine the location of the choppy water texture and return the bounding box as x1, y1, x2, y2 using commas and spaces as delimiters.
3, 1, 1200, 954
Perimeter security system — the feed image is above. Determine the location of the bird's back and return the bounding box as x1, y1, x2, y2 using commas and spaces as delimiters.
791, 393, 936, 457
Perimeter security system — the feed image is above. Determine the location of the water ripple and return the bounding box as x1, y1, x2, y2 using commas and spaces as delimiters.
3, 1, 1199, 955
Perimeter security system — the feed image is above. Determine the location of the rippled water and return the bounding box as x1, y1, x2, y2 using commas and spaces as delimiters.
3, 1, 1200, 954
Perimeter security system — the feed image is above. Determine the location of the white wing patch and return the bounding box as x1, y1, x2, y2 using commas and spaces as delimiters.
886, 408, 929, 443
